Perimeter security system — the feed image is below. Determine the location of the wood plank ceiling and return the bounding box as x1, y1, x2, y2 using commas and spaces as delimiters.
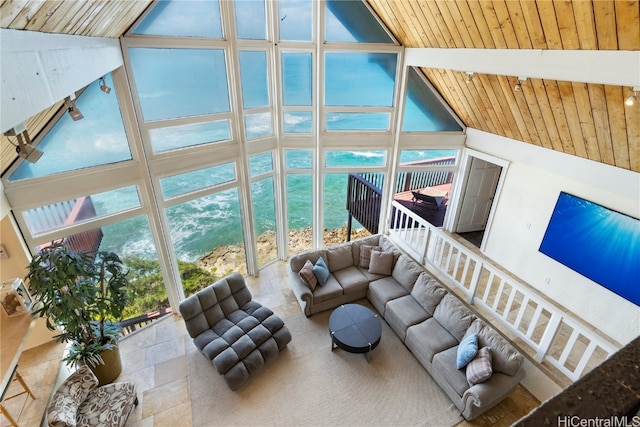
1, 1, 639, 174
368, 0, 640, 173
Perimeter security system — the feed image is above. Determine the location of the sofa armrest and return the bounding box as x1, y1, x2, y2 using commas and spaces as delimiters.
287, 263, 313, 316
460, 367, 525, 420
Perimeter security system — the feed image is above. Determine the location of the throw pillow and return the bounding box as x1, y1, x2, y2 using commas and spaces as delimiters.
359, 245, 381, 268
456, 333, 478, 369
466, 347, 493, 385
312, 257, 330, 286
298, 260, 317, 291
368, 250, 394, 275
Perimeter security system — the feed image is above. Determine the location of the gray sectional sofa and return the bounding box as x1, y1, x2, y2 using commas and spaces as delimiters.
288, 234, 525, 420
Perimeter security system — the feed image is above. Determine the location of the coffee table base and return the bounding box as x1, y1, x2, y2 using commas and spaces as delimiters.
331, 338, 376, 362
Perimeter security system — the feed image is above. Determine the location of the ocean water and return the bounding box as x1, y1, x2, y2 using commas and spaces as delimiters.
96, 148, 451, 262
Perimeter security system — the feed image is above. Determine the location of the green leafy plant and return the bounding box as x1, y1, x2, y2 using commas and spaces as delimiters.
26, 242, 129, 367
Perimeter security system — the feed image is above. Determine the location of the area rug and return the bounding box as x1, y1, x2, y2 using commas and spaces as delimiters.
187, 304, 463, 427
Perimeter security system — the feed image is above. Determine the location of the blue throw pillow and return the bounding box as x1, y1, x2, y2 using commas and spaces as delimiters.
456, 333, 479, 369
312, 257, 330, 286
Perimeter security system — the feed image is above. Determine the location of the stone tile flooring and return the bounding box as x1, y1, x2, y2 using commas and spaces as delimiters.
3, 260, 539, 427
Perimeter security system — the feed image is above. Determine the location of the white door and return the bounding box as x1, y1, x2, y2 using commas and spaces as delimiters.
456, 157, 501, 233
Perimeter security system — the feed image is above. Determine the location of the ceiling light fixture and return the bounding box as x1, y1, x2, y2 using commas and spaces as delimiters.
625, 86, 639, 106
514, 77, 528, 92
99, 76, 111, 94
3, 124, 43, 163
65, 96, 83, 121
465, 72, 474, 84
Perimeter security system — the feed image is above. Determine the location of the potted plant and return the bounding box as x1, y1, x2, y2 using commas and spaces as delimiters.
25, 241, 129, 385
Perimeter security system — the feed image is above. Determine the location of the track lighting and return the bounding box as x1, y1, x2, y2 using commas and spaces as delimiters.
625, 86, 639, 106
514, 77, 527, 91
3, 124, 43, 163
465, 72, 474, 84
99, 76, 111, 94
65, 96, 83, 121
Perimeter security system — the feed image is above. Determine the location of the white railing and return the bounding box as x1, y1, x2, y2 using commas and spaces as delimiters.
388, 201, 619, 382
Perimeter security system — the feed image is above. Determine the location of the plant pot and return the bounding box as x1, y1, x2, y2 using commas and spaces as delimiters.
88, 345, 122, 386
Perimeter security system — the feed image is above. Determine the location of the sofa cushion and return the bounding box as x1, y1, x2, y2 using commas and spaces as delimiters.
405, 317, 458, 364
312, 257, 330, 286
356, 266, 387, 282
464, 319, 523, 376
379, 236, 402, 264
332, 266, 369, 295
350, 234, 381, 265
298, 260, 317, 291
456, 333, 478, 369
369, 251, 394, 275
466, 346, 493, 385
367, 276, 409, 316
385, 295, 430, 341
391, 255, 423, 292
432, 347, 470, 397
359, 245, 381, 268
433, 294, 476, 341
312, 274, 343, 303
410, 273, 447, 315
289, 249, 327, 273
327, 243, 354, 272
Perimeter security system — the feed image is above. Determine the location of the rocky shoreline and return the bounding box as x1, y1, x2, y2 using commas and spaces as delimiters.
197, 226, 371, 275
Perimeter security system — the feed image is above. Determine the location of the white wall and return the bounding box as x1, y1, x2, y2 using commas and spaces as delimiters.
0, 29, 122, 133
466, 129, 640, 345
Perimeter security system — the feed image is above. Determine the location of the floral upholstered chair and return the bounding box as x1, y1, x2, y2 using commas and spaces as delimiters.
47, 366, 137, 427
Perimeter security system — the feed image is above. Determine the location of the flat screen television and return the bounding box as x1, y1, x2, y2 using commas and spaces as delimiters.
539, 192, 640, 307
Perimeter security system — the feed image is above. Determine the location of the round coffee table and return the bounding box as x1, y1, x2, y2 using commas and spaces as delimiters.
329, 304, 382, 362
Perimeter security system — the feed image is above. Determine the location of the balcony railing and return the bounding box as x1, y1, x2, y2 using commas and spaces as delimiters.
387, 201, 620, 384
346, 156, 455, 237
119, 307, 173, 336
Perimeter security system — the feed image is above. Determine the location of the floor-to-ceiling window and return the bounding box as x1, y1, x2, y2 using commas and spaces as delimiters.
2, 0, 465, 317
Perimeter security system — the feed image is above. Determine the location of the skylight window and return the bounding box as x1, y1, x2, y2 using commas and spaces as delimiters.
325, 52, 396, 107
160, 163, 236, 199
245, 113, 272, 139
8, 74, 131, 182
235, 0, 266, 40
325, 0, 394, 43
132, 0, 223, 38
403, 67, 462, 132
239, 51, 269, 109
148, 121, 231, 153
282, 52, 312, 106
128, 48, 230, 122
278, 0, 313, 42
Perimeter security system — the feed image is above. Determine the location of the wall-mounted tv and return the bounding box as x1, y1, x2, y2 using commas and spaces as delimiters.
539, 192, 640, 307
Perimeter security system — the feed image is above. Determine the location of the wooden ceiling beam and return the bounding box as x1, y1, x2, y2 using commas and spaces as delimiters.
404, 48, 640, 87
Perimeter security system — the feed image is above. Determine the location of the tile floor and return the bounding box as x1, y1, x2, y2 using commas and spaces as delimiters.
3, 260, 539, 427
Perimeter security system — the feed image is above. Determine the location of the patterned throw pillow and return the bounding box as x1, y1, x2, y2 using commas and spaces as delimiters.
359, 245, 382, 268
466, 347, 493, 386
368, 251, 394, 275
299, 260, 317, 291
312, 257, 330, 286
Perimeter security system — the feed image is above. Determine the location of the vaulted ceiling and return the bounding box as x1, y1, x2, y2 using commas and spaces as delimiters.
1, 1, 639, 174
